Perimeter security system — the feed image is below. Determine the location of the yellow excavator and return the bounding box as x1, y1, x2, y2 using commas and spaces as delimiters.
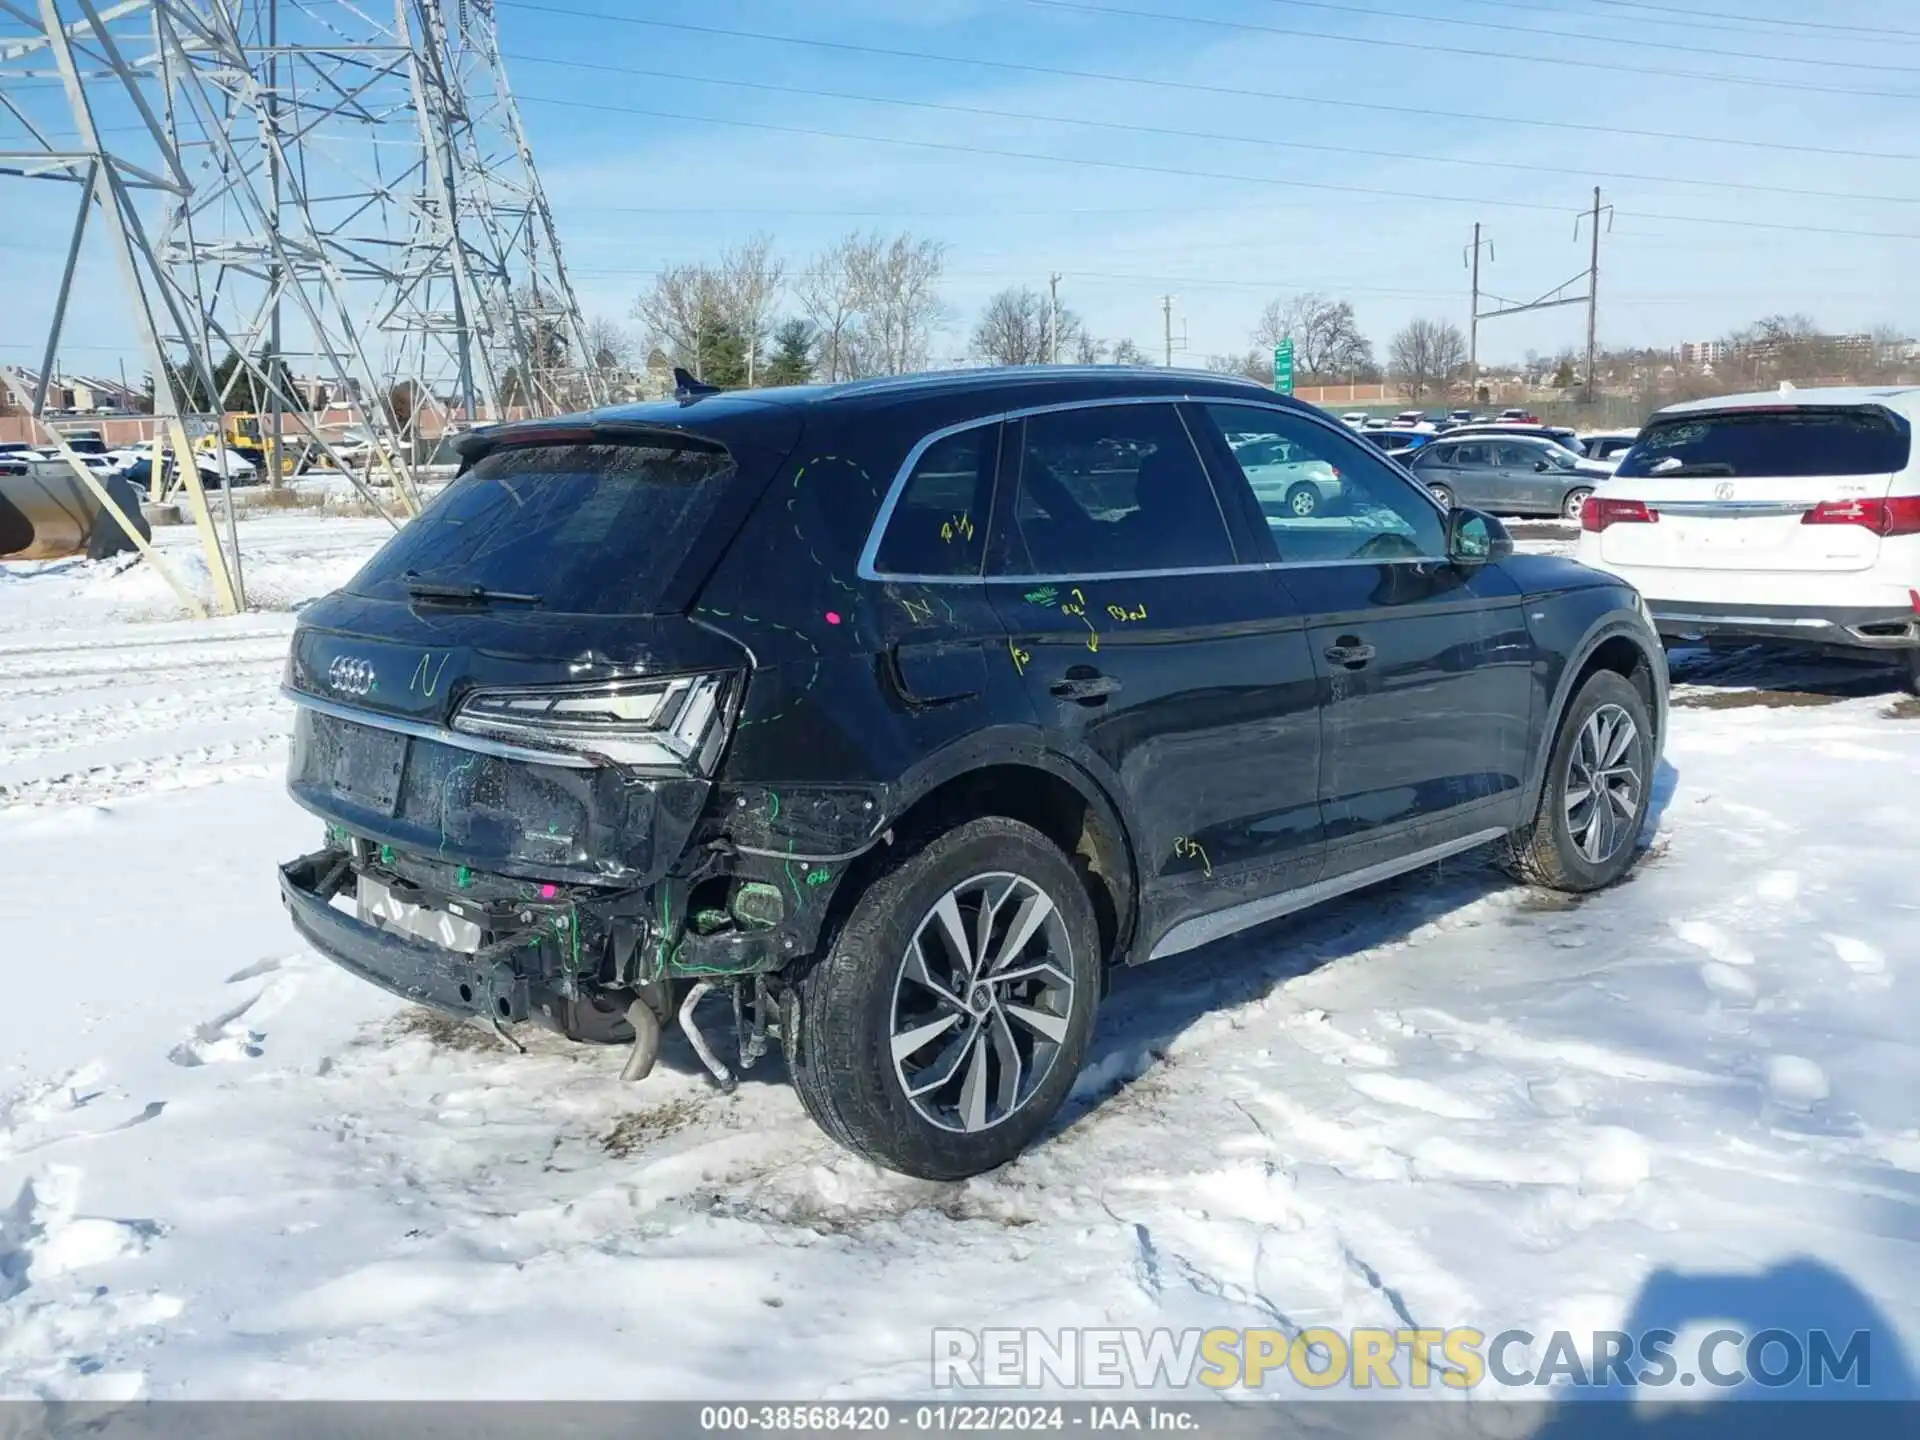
193, 413, 313, 475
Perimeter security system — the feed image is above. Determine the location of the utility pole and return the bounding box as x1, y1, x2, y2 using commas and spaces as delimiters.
1465, 223, 1492, 403
1162, 295, 1175, 368
1584, 186, 1602, 406
1047, 272, 1062, 364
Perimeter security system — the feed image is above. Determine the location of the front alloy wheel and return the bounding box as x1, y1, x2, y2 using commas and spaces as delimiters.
1504, 668, 1654, 892
1563, 704, 1642, 865
891, 874, 1075, 1134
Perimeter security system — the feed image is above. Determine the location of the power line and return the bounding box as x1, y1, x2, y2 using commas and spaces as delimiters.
509, 89, 1920, 242
503, 51, 1920, 208
1029, 0, 1920, 101
491, 3, 1920, 163
1241, 0, 1920, 72
1588, 0, 1920, 42
1442, 0, 1920, 47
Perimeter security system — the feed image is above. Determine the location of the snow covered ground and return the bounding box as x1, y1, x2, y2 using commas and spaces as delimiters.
1, 517, 1916, 1410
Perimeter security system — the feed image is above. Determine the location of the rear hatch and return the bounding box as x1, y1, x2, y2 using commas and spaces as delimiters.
1600, 405, 1911, 572
285, 419, 797, 885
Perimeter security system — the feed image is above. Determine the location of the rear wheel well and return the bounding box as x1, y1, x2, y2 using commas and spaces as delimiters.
822, 764, 1132, 968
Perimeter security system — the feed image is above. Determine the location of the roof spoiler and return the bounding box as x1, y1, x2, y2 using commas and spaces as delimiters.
451, 418, 726, 467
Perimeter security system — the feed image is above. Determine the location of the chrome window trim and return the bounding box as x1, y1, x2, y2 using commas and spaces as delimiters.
282, 686, 601, 769
857, 395, 1452, 584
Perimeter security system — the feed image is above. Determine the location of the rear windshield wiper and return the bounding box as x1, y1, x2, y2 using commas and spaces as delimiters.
403, 573, 543, 606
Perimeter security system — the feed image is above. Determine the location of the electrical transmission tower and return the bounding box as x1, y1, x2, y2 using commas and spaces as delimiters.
0, 1, 594, 615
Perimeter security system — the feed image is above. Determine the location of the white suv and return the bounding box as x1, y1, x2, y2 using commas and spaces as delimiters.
1576, 386, 1920, 692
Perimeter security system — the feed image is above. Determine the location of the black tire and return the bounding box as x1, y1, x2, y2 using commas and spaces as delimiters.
1906, 649, 1920, 697
1284, 482, 1320, 518
1505, 670, 1654, 892
1562, 487, 1594, 522
1424, 482, 1454, 509
788, 816, 1101, 1180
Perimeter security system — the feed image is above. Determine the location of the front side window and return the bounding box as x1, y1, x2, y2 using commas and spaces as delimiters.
873, 426, 997, 577
991, 404, 1235, 576
1201, 403, 1447, 564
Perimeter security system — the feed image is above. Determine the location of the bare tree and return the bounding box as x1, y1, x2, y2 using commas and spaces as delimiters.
1205, 350, 1270, 384
633, 263, 728, 381
1253, 293, 1376, 383
1073, 331, 1108, 365
795, 232, 877, 383
720, 233, 784, 388
1110, 338, 1152, 367
971, 287, 1050, 366
1389, 318, 1468, 401
861, 233, 949, 374
583, 316, 635, 378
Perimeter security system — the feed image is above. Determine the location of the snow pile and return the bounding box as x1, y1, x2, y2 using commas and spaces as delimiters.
0, 518, 1916, 1408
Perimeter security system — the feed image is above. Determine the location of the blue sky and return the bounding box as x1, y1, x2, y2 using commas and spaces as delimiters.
4, 0, 1917, 378
506, 0, 1918, 364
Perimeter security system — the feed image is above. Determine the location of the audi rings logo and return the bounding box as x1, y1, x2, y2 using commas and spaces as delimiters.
327, 655, 377, 697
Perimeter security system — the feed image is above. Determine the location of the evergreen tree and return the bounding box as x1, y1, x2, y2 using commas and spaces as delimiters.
764, 318, 816, 386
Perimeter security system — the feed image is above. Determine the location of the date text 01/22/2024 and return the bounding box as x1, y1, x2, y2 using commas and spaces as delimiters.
698, 1405, 1199, 1432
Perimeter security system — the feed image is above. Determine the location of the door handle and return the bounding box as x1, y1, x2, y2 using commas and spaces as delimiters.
1323, 640, 1377, 669
1049, 672, 1121, 704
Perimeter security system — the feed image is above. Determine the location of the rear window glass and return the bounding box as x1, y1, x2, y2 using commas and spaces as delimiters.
347, 441, 733, 614
1617, 408, 1912, 479
873, 427, 996, 577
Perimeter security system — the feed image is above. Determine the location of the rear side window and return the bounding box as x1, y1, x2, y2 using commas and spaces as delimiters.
1617, 408, 1912, 479
873, 426, 997, 577
991, 404, 1234, 576
348, 441, 733, 614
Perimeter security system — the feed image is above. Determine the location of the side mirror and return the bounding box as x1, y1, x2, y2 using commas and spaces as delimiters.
1533, 459, 1549, 472
1447, 506, 1513, 565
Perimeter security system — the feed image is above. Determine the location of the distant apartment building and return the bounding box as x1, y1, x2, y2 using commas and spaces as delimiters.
1675, 340, 1728, 367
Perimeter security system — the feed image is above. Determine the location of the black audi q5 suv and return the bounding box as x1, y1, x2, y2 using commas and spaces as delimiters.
280, 366, 1666, 1178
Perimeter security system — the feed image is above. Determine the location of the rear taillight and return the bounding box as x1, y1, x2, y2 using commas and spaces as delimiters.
452, 673, 736, 773
1800, 497, 1920, 537
1581, 497, 1659, 532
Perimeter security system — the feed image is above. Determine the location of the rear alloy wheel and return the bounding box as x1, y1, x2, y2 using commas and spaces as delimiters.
1424, 482, 1454, 509
1505, 669, 1654, 892
1562, 487, 1594, 521
1285, 482, 1321, 518
789, 817, 1100, 1179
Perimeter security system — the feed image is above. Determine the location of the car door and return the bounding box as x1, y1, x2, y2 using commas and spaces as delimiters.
1446, 441, 1498, 507
1494, 442, 1555, 514
986, 400, 1324, 955
1195, 403, 1536, 879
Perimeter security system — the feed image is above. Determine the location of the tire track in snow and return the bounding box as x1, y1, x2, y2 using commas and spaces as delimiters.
0, 736, 286, 810
0, 637, 289, 685
0, 655, 284, 702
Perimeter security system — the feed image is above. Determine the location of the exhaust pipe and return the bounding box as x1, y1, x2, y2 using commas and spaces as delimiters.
619, 997, 662, 1082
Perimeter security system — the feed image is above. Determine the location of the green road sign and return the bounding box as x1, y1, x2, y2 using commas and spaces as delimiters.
1273, 339, 1295, 395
